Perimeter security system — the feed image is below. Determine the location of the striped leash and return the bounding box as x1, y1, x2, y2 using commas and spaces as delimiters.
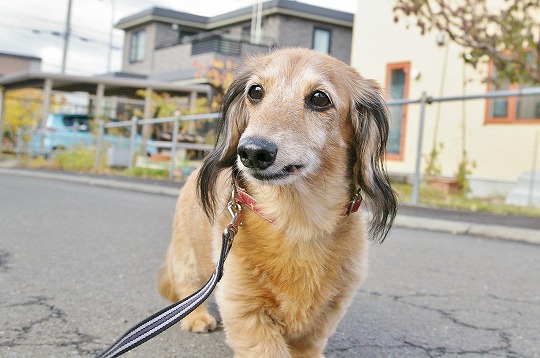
96, 187, 242, 358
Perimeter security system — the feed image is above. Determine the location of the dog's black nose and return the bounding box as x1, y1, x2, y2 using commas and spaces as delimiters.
237, 137, 278, 170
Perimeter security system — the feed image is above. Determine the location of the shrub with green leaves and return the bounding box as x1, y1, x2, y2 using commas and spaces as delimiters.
54, 148, 95, 171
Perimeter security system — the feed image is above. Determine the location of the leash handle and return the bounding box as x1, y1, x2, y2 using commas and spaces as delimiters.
96, 198, 242, 358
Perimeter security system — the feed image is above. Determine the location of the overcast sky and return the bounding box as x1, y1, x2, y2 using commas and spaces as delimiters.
0, 0, 357, 75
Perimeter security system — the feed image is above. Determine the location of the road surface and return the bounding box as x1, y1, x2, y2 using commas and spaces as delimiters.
0, 173, 539, 357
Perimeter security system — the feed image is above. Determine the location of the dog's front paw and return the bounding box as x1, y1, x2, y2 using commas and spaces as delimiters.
181, 313, 217, 333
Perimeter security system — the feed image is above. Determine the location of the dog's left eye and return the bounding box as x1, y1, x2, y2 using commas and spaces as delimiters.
247, 85, 264, 102
307, 90, 332, 110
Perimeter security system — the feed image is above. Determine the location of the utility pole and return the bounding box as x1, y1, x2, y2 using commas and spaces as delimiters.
103, 0, 116, 74
251, 0, 263, 44
61, 0, 73, 73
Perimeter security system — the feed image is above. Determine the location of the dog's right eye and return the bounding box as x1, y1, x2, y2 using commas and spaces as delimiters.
247, 85, 264, 102
307, 90, 332, 111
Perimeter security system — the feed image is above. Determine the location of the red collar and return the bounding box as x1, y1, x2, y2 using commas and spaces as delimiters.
234, 185, 362, 224
343, 189, 363, 216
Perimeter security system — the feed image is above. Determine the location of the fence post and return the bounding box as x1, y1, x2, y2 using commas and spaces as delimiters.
71, 123, 78, 151
128, 116, 138, 169
528, 130, 539, 207
94, 119, 104, 170
36, 129, 44, 158
29, 130, 36, 160
169, 111, 180, 180
412, 91, 429, 206
15, 129, 23, 164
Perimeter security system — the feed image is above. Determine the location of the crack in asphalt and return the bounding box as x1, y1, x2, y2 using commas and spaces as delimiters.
360, 290, 531, 357
0, 250, 10, 272
486, 292, 540, 307
1, 296, 101, 356
403, 336, 518, 358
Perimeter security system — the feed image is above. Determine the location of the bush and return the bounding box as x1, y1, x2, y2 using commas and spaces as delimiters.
1, 147, 16, 156
55, 148, 95, 171
124, 167, 170, 179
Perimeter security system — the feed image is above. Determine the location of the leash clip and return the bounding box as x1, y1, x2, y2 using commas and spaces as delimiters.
224, 182, 243, 241
226, 201, 242, 233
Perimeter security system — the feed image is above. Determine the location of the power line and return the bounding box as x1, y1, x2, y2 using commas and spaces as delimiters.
0, 22, 123, 50
29, 28, 122, 50
0, 18, 121, 45
0, 10, 65, 28
0, 8, 114, 38
0, 5, 125, 75
0, 11, 123, 47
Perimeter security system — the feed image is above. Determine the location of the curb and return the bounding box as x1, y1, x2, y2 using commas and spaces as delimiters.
1, 167, 538, 245
0, 168, 180, 197
395, 215, 540, 245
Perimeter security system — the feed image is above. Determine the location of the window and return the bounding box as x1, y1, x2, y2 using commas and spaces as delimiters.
312, 28, 331, 54
62, 116, 90, 132
129, 29, 146, 63
242, 25, 251, 42
179, 29, 197, 44
386, 62, 410, 159
486, 63, 540, 123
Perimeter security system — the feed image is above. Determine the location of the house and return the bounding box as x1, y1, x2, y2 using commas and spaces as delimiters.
351, 0, 540, 199
115, 0, 354, 84
0, 51, 41, 77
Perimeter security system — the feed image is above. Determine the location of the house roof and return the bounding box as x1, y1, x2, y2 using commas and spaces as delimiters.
0, 70, 209, 97
116, 7, 210, 30
116, 0, 354, 31
0, 51, 42, 62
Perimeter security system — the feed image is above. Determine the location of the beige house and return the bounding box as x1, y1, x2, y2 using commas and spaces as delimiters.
351, 0, 540, 199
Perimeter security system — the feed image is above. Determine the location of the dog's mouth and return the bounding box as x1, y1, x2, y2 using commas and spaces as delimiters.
248, 164, 305, 182
284, 164, 304, 174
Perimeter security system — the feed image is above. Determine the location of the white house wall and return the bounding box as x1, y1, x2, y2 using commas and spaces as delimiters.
352, 0, 540, 197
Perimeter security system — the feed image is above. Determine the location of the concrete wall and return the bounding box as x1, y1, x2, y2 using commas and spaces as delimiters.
0, 54, 41, 75
121, 23, 158, 75
152, 44, 193, 74
270, 15, 352, 64
352, 0, 540, 197
155, 22, 183, 48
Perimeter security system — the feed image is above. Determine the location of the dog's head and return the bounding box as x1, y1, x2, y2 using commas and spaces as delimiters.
198, 48, 396, 242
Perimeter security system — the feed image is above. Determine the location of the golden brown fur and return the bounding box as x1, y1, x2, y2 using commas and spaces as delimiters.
158, 48, 397, 357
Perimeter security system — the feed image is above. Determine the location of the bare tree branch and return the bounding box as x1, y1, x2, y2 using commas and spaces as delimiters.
393, 0, 540, 84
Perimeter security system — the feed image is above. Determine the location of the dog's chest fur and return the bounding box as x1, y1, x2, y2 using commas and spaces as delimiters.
220, 210, 366, 336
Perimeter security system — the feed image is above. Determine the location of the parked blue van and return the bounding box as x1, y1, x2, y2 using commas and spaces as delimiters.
29, 113, 157, 156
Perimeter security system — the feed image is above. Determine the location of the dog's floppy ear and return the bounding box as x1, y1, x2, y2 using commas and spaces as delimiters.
349, 75, 397, 243
197, 65, 252, 221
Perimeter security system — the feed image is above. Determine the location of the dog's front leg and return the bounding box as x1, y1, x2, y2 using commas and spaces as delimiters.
217, 286, 291, 357
223, 309, 291, 358
288, 338, 326, 358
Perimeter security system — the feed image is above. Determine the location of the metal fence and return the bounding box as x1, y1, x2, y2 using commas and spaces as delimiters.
15, 124, 88, 161
94, 112, 219, 179
15, 112, 220, 180
12, 86, 540, 207
387, 87, 540, 206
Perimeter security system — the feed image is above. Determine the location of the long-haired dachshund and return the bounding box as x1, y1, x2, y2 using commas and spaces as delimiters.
158, 48, 397, 357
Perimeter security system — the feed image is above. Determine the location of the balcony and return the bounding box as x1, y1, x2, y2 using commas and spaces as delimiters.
156, 31, 275, 57
192, 35, 242, 56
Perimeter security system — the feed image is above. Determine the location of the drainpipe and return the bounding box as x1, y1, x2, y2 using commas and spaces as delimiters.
412, 92, 429, 205
0, 87, 4, 154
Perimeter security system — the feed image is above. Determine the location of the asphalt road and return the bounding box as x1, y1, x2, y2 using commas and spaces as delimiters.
1, 173, 539, 357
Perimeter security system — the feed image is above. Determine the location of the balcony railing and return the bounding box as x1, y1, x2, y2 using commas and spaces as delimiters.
192, 35, 242, 56
155, 31, 275, 57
